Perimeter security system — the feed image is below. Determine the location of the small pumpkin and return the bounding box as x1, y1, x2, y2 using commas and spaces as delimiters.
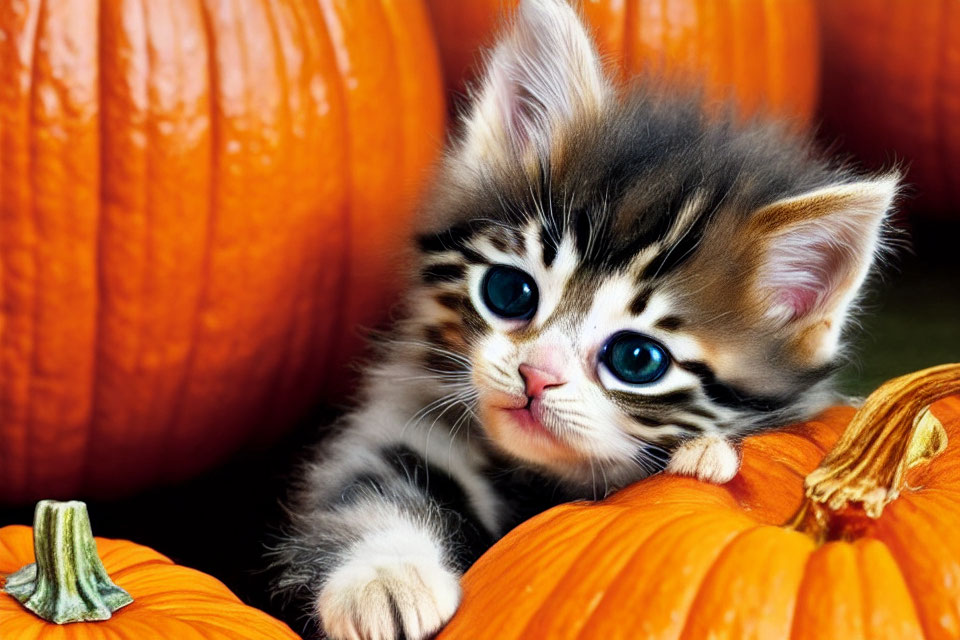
440, 364, 960, 639
0, 0, 444, 503
818, 0, 960, 218
426, 0, 819, 123
0, 500, 300, 639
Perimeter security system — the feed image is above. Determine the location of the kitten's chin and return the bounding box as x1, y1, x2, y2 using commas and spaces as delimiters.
477, 394, 584, 469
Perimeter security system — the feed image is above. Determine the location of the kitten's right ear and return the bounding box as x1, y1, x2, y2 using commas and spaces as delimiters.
456, 0, 610, 171
745, 175, 899, 366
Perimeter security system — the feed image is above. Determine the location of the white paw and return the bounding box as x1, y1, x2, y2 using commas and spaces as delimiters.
317, 526, 461, 640
665, 435, 740, 483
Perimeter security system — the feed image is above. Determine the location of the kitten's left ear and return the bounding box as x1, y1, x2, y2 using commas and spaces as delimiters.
457, 0, 610, 171
747, 175, 899, 365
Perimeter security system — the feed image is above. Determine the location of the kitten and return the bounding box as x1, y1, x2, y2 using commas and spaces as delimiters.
273, 0, 897, 638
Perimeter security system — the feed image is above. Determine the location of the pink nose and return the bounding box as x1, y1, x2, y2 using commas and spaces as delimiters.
519, 363, 566, 397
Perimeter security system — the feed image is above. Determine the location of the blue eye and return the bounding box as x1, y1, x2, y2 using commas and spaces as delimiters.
601, 332, 671, 385
481, 265, 538, 319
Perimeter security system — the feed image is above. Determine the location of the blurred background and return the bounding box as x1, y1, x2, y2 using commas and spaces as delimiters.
0, 0, 957, 635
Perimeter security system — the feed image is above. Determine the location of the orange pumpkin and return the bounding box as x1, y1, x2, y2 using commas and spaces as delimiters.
440, 364, 960, 640
818, 1, 960, 218
0, 500, 300, 639
0, 0, 444, 503
426, 0, 818, 123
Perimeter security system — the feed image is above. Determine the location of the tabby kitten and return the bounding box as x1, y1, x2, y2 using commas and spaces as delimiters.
274, 0, 897, 638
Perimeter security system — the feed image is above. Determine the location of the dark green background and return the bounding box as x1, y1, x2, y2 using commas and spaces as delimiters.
838, 218, 959, 395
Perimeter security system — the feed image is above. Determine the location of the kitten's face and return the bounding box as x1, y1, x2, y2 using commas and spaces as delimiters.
407, 0, 896, 482
435, 218, 733, 477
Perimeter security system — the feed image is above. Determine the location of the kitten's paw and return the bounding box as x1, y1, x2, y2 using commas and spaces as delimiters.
316, 529, 461, 640
665, 435, 740, 483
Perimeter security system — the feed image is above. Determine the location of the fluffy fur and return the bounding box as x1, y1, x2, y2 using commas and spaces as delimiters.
273, 1, 898, 638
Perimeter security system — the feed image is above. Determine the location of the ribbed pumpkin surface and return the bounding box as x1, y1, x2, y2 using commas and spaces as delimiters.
0, 526, 300, 639
818, 0, 960, 218
427, 0, 818, 123
0, 0, 444, 502
440, 396, 960, 640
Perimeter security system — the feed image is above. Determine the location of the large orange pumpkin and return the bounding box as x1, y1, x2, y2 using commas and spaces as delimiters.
0, 0, 444, 503
440, 364, 960, 639
818, 1, 960, 218
0, 500, 300, 638
426, 0, 819, 123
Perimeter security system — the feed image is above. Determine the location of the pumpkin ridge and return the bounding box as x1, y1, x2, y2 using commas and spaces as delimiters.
282, 0, 347, 402
855, 539, 927, 639
786, 533, 817, 640
776, 422, 834, 458
95, 539, 174, 569
85, 0, 129, 495
0, 527, 32, 574
137, 0, 162, 489
741, 439, 815, 484
22, 0, 45, 500
276, 0, 322, 415
512, 506, 663, 639
899, 492, 960, 556
313, 0, 355, 394
853, 540, 918, 638
519, 508, 715, 637
146, 0, 218, 492
456, 505, 631, 638
137, 0, 154, 490
577, 510, 754, 638
873, 502, 960, 639
105, 558, 179, 582
240, 0, 299, 443
675, 523, 779, 639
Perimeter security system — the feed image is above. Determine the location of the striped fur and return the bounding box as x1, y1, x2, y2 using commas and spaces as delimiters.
273, 1, 898, 638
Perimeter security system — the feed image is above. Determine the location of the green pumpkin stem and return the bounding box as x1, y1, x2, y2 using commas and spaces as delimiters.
2, 500, 133, 624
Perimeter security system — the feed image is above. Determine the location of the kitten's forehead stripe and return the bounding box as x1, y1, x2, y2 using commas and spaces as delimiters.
661, 191, 709, 247
539, 225, 558, 267
488, 232, 510, 253
535, 271, 602, 333
417, 221, 480, 253
628, 290, 651, 316
655, 315, 684, 331
421, 263, 467, 284
418, 223, 490, 264
638, 194, 725, 283
435, 292, 469, 312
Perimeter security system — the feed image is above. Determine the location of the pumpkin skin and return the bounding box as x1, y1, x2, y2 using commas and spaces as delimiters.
439, 394, 960, 640
0, 523, 300, 639
0, 0, 444, 502
818, 0, 960, 218
426, 0, 818, 123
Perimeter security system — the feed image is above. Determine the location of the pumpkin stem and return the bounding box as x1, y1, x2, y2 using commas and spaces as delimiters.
790, 363, 958, 537
2, 500, 133, 624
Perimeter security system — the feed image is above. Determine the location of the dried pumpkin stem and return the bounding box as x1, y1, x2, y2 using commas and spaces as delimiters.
793, 363, 959, 532
2, 500, 133, 624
